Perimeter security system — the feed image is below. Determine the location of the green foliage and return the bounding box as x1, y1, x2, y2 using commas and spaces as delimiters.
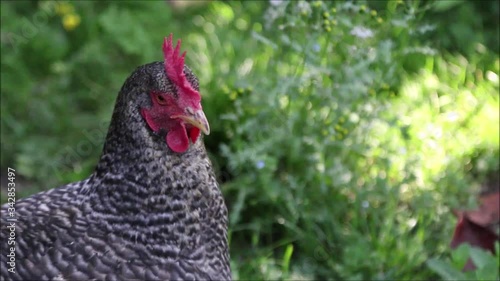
427, 243, 500, 281
426, 0, 499, 55
1, 0, 498, 280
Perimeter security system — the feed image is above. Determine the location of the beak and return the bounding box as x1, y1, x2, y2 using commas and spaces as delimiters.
174, 108, 210, 135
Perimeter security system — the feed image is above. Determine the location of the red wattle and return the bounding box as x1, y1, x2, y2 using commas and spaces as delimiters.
166, 123, 189, 153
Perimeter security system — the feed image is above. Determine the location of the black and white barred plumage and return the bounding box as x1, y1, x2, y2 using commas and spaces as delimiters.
0, 61, 231, 281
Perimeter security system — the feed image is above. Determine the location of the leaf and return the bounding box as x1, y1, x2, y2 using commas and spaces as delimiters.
98, 5, 150, 56
282, 244, 294, 275
450, 244, 470, 270
251, 31, 278, 50
473, 259, 499, 281
229, 185, 249, 226
386, 1, 398, 14
468, 247, 495, 269
426, 258, 467, 280
432, 0, 464, 12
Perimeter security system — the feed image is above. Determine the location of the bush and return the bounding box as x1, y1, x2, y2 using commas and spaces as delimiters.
427, 243, 500, 281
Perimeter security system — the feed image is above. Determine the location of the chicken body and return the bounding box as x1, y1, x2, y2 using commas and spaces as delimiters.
0, 58, 231, 280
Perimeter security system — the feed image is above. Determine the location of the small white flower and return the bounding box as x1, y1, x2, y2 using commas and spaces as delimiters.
350, 26, 374, 39
297, 1, 311, 14
361, 201, 370, 209
256, 160, 265, 169
270, 0, 284, 6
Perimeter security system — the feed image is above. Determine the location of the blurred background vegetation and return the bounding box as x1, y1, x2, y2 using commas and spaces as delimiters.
1, 0, 498, 280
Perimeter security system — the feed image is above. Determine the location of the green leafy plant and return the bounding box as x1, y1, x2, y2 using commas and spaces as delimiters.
427, 243, 500, 281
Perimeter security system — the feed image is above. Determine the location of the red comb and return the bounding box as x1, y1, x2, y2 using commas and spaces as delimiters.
163, 34, 201, 103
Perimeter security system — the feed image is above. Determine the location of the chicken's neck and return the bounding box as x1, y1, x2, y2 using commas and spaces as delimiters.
84, 119, 223, 248
88, 113, 217, 215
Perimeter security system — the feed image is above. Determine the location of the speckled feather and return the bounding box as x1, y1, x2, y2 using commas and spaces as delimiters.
0, 62, 231, 281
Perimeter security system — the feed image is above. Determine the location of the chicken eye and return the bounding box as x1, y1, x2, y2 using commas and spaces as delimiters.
156, 94, 168, 105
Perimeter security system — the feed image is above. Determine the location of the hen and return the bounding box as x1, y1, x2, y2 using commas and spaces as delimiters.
0, 34, 231, 281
